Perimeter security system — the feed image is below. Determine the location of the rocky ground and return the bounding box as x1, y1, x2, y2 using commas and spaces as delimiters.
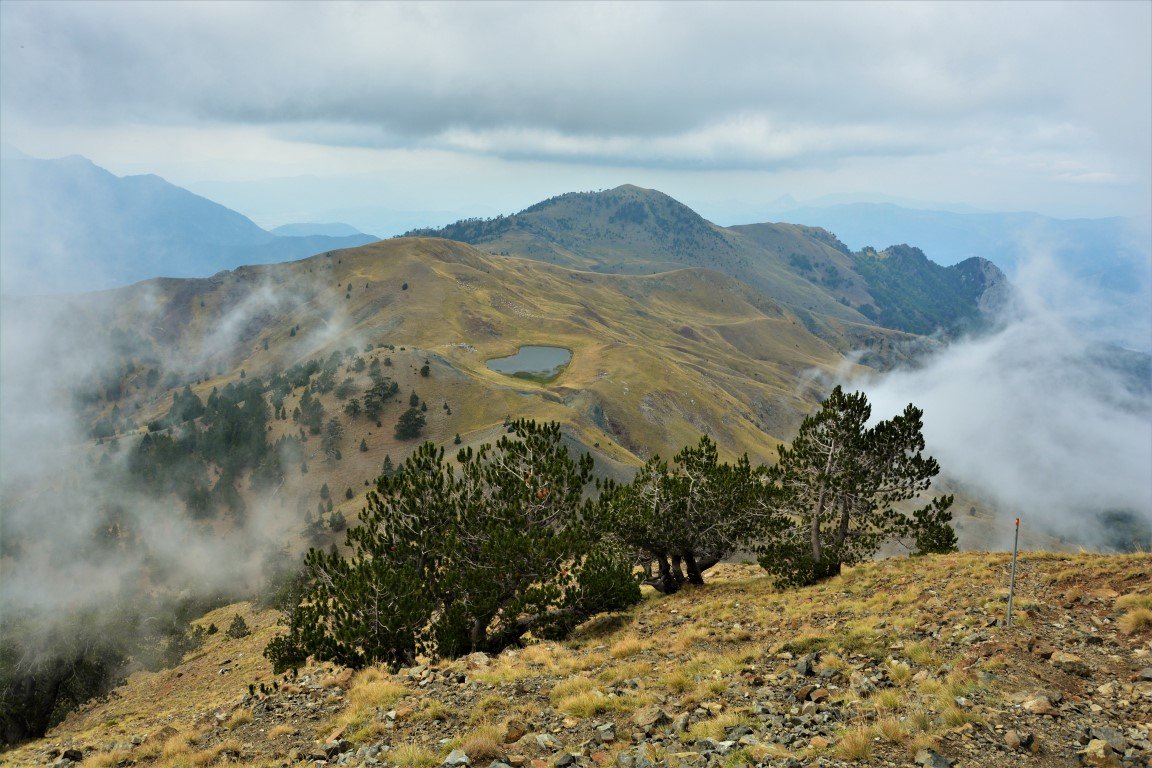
7, 552, 1151, 768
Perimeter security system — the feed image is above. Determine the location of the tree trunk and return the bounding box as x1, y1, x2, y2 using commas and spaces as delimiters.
683, 551, 704, 585
811, 443, 837, 567
670, 554, 686, 591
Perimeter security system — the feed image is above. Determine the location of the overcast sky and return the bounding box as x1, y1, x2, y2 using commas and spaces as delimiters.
2, 1, 1149, 227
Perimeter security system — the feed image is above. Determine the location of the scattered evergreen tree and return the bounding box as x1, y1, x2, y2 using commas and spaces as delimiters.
757, 386, 954, 587
322, 418, 344, 461
344, 398, 362, 420
359, 438, 368, 452
334, 378, 356, 400
265, 420, 640, 672
226, 614, 251, 639
453, 433, 462, 445
420, 362, 430, 377
394, 408, 426, 440
409, 391, 419, 408
345, 487, 354, 500
320, 483, 330, 500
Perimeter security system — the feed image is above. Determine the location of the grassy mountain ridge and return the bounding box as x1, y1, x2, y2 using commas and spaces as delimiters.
407, 185, 1009, 339
61, 236, 866, 472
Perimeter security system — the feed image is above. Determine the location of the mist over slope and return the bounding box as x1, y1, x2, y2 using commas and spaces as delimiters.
854, 251, 1152, 551
0, 153, 378, 293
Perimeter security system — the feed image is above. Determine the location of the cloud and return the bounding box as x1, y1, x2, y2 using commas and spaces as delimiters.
2, 1, 1148, 187
852, 251, 1152, 548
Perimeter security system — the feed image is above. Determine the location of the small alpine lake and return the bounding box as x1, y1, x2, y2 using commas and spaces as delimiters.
486, 345, 573, 382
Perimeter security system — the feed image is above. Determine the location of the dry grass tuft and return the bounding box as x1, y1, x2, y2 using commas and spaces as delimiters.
268, 724, 296, 738
1119, 607, 1152, 634
875, 716, 909, 743
460, 725, 507, 762
225, 708, 253, 730
835, 727, 874, 761
609, 637, 647, 659
390, 744, 440, 768
1116, 592, 1152, 611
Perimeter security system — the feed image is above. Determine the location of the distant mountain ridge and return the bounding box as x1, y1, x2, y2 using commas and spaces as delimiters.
406, 184, 1009, 339
270, 222, 372, 238
0, 154, 378, 293
767, 201, 1147, 288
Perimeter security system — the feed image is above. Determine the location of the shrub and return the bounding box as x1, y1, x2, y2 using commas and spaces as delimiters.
226, 614, 251, 639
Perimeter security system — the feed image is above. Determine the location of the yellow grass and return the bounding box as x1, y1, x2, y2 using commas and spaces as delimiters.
1119, 607, 1152, 634
609, 637, 647, 658
875, 716, 909, 743
390, 744, 440, 768
460, 725, 507, 762
1116, 592, 1152, 611
835, 727, 874, 761
225, 708, 253, 730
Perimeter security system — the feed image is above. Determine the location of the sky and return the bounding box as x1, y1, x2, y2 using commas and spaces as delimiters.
1, 1, 1150, 230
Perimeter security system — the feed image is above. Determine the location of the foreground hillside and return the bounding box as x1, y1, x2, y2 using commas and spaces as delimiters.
10, 552, 1150, 767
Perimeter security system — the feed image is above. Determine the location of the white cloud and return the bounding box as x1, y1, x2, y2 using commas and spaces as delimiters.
0, 1, 1147, 218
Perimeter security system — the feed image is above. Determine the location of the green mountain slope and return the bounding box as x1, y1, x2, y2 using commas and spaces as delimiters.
408, 185, 1009, 339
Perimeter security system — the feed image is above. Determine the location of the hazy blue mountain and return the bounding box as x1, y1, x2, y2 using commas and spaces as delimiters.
0, 154, 378, 294
270, 222, 373, 238
766, 202, 1148, 291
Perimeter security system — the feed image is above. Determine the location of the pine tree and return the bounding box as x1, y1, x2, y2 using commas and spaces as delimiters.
394, 408, 426, 440
607, 436, 769, 593
757, 386, 954, 587
265, 421, 640, 672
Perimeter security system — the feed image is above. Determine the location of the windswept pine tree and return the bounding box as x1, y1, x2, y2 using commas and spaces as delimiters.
758, 386, 955, 587
606, 436, 770, 593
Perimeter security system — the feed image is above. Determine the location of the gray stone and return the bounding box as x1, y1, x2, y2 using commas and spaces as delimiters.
444, 749, 471, 767
631, 704, 670, 730
1091, 727, 1127, 754
1004, 730, 1035, 752
325, 739, 353, 759
914, 748, 954, 768
535, 734, 562, 751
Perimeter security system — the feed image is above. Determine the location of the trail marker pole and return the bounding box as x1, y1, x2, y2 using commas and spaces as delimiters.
1006, 517, 1020, 627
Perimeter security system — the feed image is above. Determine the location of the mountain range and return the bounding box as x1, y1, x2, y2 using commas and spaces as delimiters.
405, 185, 1009, 339
0, 153, 378, 293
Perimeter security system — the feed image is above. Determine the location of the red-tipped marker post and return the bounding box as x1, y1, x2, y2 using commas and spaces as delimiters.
1007, 517, 1020, 627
